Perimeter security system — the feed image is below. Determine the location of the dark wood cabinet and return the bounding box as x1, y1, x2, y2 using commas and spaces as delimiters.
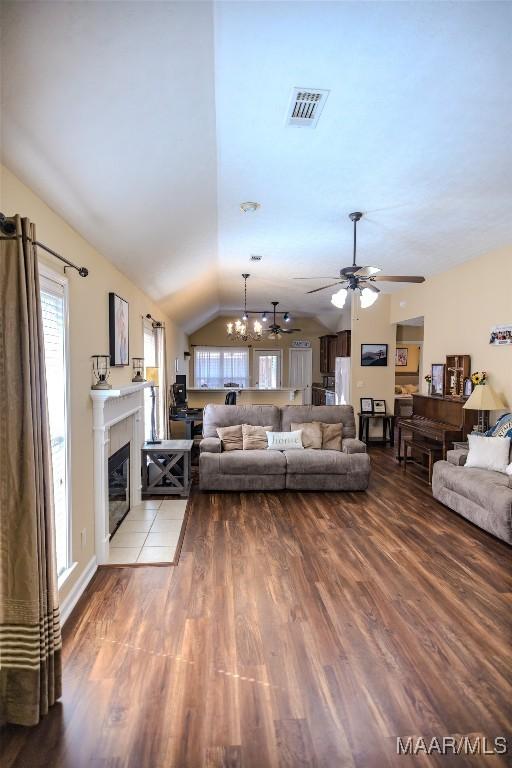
336, 330, 351, 358
319, 335, 337, 374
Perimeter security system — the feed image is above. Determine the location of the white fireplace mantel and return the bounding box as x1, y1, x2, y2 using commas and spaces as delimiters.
90, 382, 150, 564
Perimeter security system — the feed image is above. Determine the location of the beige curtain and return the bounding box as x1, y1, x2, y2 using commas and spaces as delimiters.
156, 324, 169, 439
0, 215, 62, 726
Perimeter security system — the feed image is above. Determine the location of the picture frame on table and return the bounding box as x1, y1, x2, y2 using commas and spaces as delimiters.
109, 292, 129, 366
360, 397, 374, 414
395, 347, 408, 367
431, 363, 445, 397
373, 399, 386, 414
463, 376, 474, 397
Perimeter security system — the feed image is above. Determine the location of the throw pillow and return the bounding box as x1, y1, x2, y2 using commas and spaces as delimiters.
320, 422, 343, 451
290, 421, 323, 449
464, 435, 511, 473
485, 412, 512, 439
267, 430, 304, 451
216, 424, 243, 451
242, 424, 273, 450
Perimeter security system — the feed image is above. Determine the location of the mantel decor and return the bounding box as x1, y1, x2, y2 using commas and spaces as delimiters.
91, 354, 111, 390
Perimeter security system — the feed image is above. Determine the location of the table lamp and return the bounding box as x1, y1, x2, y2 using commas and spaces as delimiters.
146, 366, 161, 444
463, 384, 505, 433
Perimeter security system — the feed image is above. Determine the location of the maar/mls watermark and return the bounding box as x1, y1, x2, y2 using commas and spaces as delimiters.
397, 735, 509, 756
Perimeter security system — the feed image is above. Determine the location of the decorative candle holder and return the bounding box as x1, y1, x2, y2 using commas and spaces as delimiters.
132, 357, 145, 382
91, 355, 112, 390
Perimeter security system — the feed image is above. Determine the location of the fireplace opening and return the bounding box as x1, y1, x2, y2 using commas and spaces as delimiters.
108, 442, 130, 538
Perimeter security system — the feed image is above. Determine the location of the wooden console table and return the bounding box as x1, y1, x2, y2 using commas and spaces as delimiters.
141, 440, 193, 497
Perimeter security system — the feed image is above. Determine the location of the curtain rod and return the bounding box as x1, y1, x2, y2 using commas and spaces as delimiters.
0, 213, 89, 277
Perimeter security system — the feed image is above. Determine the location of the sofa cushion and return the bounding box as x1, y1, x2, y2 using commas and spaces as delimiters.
281, 405, 356, 439
219, 449, 286, 475
216, 424, 243, 451
242, 424, 273, 450
202, 404, 280, 438
320, 422, 343, 451
290, 421, 322, 449
284, 448, 354, 475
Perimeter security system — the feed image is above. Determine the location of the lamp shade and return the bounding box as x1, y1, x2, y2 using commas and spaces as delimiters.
146, 366, 159, 386
463, 384, 505, 411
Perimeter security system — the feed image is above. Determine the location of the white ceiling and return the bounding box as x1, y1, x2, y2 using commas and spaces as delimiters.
2, 1, 511, 333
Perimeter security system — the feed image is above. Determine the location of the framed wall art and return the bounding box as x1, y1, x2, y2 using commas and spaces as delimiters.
109, 292, 129, 366
360, 397, 374, 414
431, 363, 445, 397
395, 347, 408, 366
361, 343, 388, 367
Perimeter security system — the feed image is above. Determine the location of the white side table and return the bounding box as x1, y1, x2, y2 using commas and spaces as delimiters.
141, 440, 193, 497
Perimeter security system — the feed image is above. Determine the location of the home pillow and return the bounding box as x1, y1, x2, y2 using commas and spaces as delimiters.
290, 421, 322, 449
464, 435, 511, 473
267, 430, 304, 451
242, 424, 273, 450
216, 424, 243, 451
320, 422, 343, 451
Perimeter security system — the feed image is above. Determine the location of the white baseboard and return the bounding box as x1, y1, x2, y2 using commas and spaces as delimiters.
60, 555, 98, 626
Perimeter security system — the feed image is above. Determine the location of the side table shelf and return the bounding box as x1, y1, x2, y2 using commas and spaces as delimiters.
142, 440, 193, 497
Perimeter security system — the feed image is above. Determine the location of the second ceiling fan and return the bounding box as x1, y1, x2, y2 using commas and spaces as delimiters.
295, 212, 425, 308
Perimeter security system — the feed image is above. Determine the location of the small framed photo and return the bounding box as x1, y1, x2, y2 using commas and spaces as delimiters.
361, 343, 388, 367
463, 377, 473, 397
373, 399, 386, 414
395, 347, 408, 367
109, 292, 129, 366
360, 397, 374, 414
431, 363, 445, 397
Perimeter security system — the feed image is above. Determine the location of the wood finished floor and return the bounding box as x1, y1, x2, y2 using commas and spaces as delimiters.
2, 447, 511, 768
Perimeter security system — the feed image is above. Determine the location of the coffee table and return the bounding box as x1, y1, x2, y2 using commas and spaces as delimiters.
141, 439, 193, 497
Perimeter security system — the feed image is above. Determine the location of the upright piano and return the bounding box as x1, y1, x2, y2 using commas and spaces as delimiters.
396, 394, 478, 461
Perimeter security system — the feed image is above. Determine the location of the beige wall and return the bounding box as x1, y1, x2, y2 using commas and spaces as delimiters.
390, 247, 512, 410
188, 314, 332, 387
0, 165, 188, 604
395, 342, 421, 376
350, 294, 396, 418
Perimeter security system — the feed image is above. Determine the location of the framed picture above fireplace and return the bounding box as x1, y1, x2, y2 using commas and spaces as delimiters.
109, 292, 129, 366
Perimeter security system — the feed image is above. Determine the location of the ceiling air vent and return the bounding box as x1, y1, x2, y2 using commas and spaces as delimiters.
250, 254, 262, 262
286, 88, 329, 128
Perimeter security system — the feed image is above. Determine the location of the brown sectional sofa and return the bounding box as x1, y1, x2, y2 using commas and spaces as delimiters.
432, 448, 512, 545
199, 404, 370, 491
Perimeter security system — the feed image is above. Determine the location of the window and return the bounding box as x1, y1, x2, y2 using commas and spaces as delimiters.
254, 349, 282, 389
143, 321, 157, 441
40, 270, 70, 578
194, 347, 249, 388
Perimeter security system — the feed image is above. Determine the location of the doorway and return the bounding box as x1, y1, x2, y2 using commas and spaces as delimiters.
289, 347, 313, 405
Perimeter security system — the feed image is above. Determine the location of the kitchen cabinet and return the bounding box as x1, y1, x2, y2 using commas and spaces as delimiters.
336, 330, 351, 358
319, 334, 338, 374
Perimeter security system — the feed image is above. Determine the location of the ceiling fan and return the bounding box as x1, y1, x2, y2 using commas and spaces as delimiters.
266, 301, 302, 338
294, 212, 425, 308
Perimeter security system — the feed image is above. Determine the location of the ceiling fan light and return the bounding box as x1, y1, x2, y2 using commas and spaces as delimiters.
331, 288, 348, 308
360, 287, 379, 308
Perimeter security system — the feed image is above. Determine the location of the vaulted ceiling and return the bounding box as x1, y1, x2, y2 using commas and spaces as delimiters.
1, 1, 511, 332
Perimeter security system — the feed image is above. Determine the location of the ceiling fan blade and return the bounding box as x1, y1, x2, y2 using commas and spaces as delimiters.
281, 328, 302, 333
306, 282, 344, 294
353, 266, 381, 278
293, 276, 340, 280
372, 275, 425, 283
359, 281, 380, 293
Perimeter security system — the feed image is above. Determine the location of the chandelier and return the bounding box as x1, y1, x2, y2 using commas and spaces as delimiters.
227, 274, 263, 342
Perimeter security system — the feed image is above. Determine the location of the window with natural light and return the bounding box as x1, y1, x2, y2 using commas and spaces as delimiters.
40, 273, 70, 578
194, 347, 249, 388
144, 322, 158, 441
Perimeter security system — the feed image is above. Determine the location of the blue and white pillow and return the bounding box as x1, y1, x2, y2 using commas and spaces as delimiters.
485, 412, 512, 439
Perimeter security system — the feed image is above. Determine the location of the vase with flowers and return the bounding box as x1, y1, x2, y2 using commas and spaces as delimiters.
424, 373, 432, 396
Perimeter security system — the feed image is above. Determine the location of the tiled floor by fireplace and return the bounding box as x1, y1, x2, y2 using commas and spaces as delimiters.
107, 499, 187, 564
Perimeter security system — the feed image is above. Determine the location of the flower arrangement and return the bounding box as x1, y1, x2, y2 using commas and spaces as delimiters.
424, 374, 432, 383
471, 371, 487, 386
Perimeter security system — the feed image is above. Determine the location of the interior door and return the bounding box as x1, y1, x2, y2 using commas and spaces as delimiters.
289, 347, 313, 405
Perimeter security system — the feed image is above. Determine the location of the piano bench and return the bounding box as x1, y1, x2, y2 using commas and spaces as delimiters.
403, 438, 443, 485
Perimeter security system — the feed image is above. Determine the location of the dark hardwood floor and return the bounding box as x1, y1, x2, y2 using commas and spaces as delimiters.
2, 447, 511, 767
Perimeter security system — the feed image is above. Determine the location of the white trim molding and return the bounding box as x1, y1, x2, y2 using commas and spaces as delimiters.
60, 555, 98, 626
90, 382, 150, 564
